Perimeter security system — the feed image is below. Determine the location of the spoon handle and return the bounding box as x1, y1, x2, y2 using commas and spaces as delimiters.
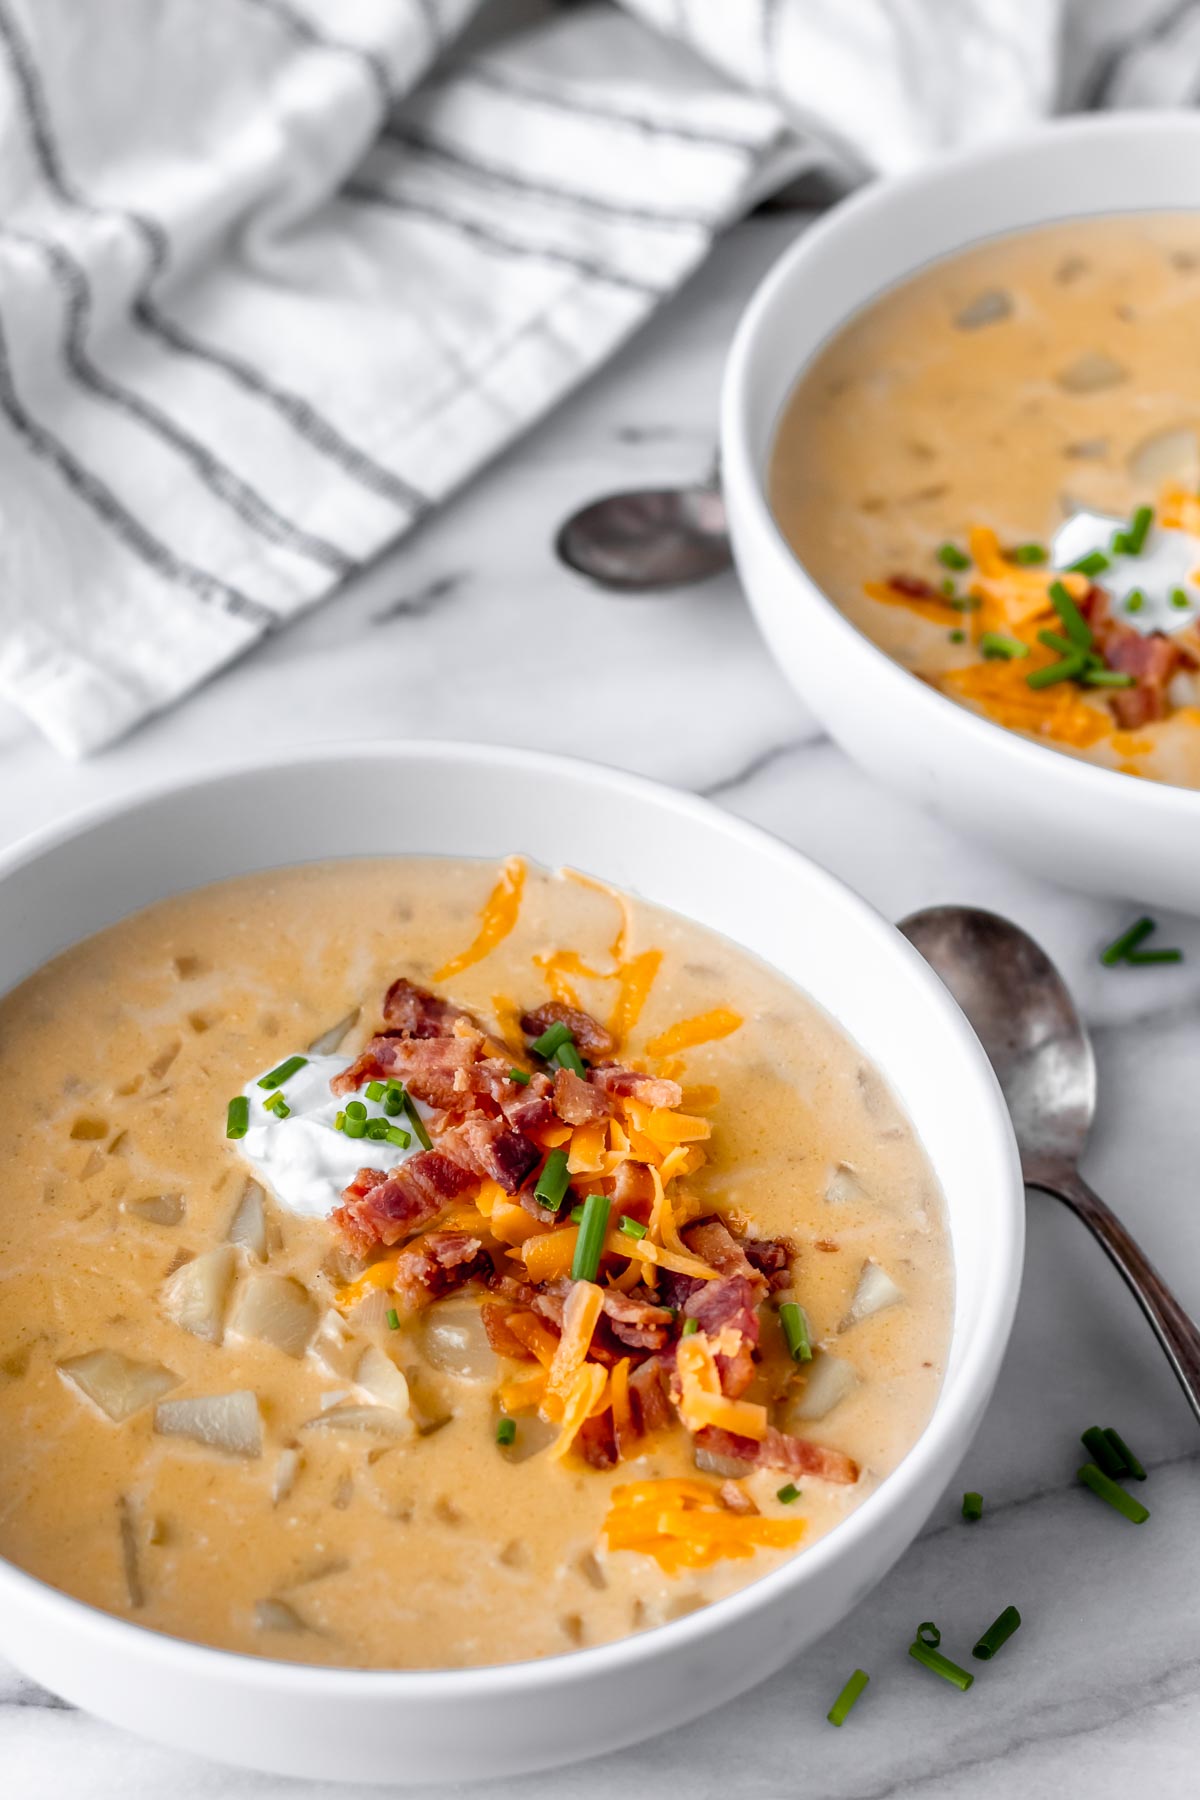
1031, 1164, 1200, 1427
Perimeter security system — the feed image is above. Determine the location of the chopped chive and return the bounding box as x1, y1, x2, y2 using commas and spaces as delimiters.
1026, 652, 1087, 689
534, 1146, 571, 1212
949, 594, 981, 612
940, 576, 958, 597
1083, 669, 1136, 687
1012, 542, 1048, 565
344, 1115, 367, 1140
962, 1491, 983, 1522
1078, 1462, 1149, 1523
1171, 586, 1191, 609
1048, 579, 1093, 649
508, 1067, 532, 1087
345, 1100, 367, 1121
1124, 588, 1145, 613
529, 1020, 572, 1058
779, 1300, 813, 1364
1037, 628, 1077, 656
949, 629, 966, 644
365, 1080, 385, 1102
571, 1192, 611, 1283
916, 1621, 941, 1648
936, 542, 970, 571
257, 1055, 308, 1091
383, 1086, 403, 1116
385, 1307, 400, 1331
972, 1605, 1021, 1661
402, 1091, 432, 1151
908, 1641, 974, 1690
334, 1110, 346, 1132
273, 1100, 291, 1119
1111, 531, 1132, 556
1068, 549, 1111, 577
568, 1203, 585, 1224
366, 1118, 390, 1141
1101, 915, 1155, 964
226, 1095, 250, 1139
827, 1669, 869, 1727
496, 1416, 516, 1447
681, 1317, 699, 1337
1127, 504, 1154, 553
618, 1215, 648, 1240
553, 1041, 587, 1078
1126, 948, 1184, 964
1082, 1425, 1126, 1477
979, 631, 1028, 660
1103, 1427, 1146, 1480
262, 1090, 285, 1114
776, 1482, 801, 1504
385, 1125, 411, 1150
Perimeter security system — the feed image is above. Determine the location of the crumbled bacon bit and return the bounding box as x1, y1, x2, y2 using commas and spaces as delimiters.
887, 573, 937, 599
480, 1303, 535, 1360
521, 1003, 615, 1059
696, 1425, 858, 1486
552, 1067, 608, 1125
600, 1288, 674, 1351
682, 1276, 759, 1397
590, 1065, 683, 1109
332, 1151, 478, 1254
382, 978, 473, 1039
392, 1232, 491, 1312
719, 1480, 758, 1516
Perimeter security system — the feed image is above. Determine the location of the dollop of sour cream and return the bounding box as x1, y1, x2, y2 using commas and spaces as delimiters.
1053, 510, 1200, 637
237, 1055, 434, 1220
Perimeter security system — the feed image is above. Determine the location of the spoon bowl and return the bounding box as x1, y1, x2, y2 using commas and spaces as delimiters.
555, 484, 731, 590
901, 902, 1200, 1425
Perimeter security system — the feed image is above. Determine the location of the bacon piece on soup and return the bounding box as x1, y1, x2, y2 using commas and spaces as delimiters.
589, 1065, 683, 1110
683, 1218, 764, 1291
332, 1152, 478, 1253
453, 1112, 541, 1195
521, 1003, 615, 1060
741, 1235, 795, 1291
575, 1411, 617, 1469
392, 1232, 491, 1312
331, 1035, 475, 1108
695, 1425, 858, 1487
600, 1289, 674, 1352
382, 978, 474, 1039
887, 573, 938, 599
682, 1275, 760, 1398
1083, 589, 1184, 727
552, 1067, 608, 1126
628, 1356, 674, 1435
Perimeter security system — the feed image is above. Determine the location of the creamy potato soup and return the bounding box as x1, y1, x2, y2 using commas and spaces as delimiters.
771, 212, 1200, 787
0, 858, 950, 1669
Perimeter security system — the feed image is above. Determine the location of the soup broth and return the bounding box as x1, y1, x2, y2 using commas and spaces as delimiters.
0, 858, 950, 1668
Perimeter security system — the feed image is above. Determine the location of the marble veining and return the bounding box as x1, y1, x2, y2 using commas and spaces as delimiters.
1, 210, 1198, 1797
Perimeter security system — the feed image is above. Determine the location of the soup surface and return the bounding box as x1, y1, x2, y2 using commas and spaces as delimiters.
771, 212, 1200, 787
0, 858, 950, 1669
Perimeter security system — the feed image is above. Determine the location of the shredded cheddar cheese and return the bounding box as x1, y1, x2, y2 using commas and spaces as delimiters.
675, 1332, 768, 1440
546, 1279, 604, 1400
645, 1008, 744, 1059
433, 857, 526, 982
604, 1479, 806, 1573
548, 1362, 607, 1462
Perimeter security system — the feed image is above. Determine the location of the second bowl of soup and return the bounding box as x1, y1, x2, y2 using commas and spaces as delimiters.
723, 113, 1200, 909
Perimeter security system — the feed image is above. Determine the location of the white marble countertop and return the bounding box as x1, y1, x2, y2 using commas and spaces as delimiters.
3, 210, 1199, 1800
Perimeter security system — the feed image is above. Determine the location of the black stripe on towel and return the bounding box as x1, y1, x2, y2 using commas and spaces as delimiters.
0, 0, 429, 517
381, 122, 718, 230
1079, 0, 1195, 108
5, 229, 355, 577
343, 177, 664, 297
462, 61, 770, 155
0, 297, 276, 628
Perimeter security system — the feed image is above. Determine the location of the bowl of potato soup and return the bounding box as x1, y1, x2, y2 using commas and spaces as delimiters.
0, 743, 1021, 1783
722, 112, 1200, 911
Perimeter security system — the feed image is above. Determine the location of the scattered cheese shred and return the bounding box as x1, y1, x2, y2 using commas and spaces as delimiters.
562, 866, 634, 964
607, 949, 664, 1046
604, 1479, 806, 1573
505, 1310, 560, 1367
434, 857, 526, 982
676, 1333, 768, 1440
548, 1362, 608, 1462
335, 1254, 401, 1310
521, 1226, 578, 1284
646, 1008, 744, 1059
546, 1279, 603, 1400
567, 1121, 608, 1174
497, 1367, 546, 1413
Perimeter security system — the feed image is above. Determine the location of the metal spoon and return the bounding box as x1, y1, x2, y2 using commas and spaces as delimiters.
900, 904, 1200, 1425
555, 481, 732, 591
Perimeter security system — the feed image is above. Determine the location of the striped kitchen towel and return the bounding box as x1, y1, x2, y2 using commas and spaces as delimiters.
0, 0, 1186, 755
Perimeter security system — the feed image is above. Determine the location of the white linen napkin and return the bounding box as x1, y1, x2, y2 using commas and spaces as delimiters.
0, 0, 1183, 755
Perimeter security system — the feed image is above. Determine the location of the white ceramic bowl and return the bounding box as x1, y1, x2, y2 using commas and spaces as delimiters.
0, 743, 1022, 1784
722, 113, 1200, 913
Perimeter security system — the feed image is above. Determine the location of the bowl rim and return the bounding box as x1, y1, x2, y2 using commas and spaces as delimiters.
721, 107, 1200, 821
0, 738, 1023, 1697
